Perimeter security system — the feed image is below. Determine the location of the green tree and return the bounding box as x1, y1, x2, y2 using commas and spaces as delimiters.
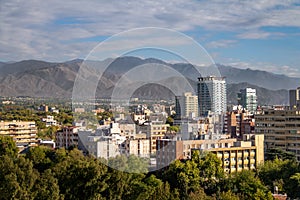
52, 149, 109, 199
0, 155, 39, 199
265, 148, 296, 161
225, 170, 273, 200
33, 169, 61, 200
26, 146, 54, 172
0, 135, 18, 158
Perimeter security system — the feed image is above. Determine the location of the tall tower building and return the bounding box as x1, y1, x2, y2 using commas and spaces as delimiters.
289, 87, 300, 110
175, 92, 198, 118
237, 88, 257, 113
197, 76, 227, 116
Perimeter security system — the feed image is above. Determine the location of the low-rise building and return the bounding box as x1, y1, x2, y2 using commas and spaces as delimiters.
156, 134, 264, 173
55, 126, 79, 149
42, 115, 57, 127
0, 121, 38, 150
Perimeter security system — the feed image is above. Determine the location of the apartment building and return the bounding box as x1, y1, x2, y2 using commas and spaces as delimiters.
55, 126, 79, 149
225, 107, 255, 138
156, 137, 236, 170
0, 121, 38, 150
156, 134, 264, 173
255, 109, 300, 161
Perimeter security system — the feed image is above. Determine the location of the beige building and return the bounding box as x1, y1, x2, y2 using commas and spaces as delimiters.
121, 138, 150, 158
255, 109, 300, 161
0, 121, 38, 150
209, 135, 264, 173
150, 121, 169, 154
156, 134, 264, 173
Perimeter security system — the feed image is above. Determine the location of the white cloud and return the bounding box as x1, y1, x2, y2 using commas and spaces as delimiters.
226, 61, 300, 78
237, 31, 271, 39
1, 0, 300, 61
206, 40, 237, 48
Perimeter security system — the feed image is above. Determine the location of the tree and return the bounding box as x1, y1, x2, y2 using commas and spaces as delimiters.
0, 155, 39, 199
26, 146, 54, 172
33, 169, 61, 200
265, 148, 296, 161
257, 157, 299, 196
52, 149, 109, 199
0, 135, 18, 158
225, 170, 273, 200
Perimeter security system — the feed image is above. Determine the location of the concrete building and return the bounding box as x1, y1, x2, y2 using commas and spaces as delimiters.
237, 88, 257, 113
175, 92, 198, 118
119, 123, 136, 138
289, 87, 300, 110
255, 109, 300, 161
55, 126, 79, 149
0, 121, 38, 150
149, 120, 169, 154
121, 138, 150, 158
42, 115, 57, 127
156, 134, 264, 173
197, 76, 227, 116
225, 107, 255, 138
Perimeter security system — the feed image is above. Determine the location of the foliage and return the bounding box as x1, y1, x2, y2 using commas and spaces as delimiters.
1, 144, 300, 199
257, 157, 299, 197
265, 148, 297, 161
0, 135, 18, 158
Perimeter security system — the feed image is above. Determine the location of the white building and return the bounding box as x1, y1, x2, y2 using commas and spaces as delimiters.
238, 88, 257, 113
42, 115, 57, 127
197, 76, 227, 116
175, 92, 198, 118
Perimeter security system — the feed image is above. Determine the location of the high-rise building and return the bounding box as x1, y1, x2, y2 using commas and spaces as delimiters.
237, 88, 257, 113
289, 87, 300, 110
175, 92, 198, 118
197, 76, 227, 116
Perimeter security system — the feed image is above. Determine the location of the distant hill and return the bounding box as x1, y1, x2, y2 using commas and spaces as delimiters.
0, 57, 297, 105
218, 64, 300, 90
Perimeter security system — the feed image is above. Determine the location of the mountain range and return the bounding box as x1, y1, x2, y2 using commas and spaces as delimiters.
0, 56, 298, 105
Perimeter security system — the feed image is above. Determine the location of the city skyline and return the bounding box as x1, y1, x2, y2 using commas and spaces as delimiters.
1, 1, 300, 77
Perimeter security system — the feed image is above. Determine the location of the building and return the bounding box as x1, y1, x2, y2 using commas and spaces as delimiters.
289, 87, 300, 110
255, 109, 300, 161
208, 134, 264, 173
175, 92, 198, 118
156, 134, 264, 173
197, 76, 227, 116
149, 120, 169, 154
42, 115, 57, 127
238, 88, 257, 113
121, 137, 150, 158
55, 126, 79, 149
225, 106, 255, 138
0, 121, 38, 150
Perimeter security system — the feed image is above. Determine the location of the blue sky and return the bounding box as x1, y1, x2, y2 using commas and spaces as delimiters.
1, 0, 300, 77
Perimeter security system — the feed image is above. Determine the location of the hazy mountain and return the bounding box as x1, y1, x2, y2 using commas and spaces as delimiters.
0, 57, 297, 105
218, 64, 300, 90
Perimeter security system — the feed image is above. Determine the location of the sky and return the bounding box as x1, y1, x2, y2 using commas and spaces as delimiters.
1, 0, 300, 77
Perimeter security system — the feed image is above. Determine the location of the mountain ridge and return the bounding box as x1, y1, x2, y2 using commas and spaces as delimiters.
0, 57, 297, 105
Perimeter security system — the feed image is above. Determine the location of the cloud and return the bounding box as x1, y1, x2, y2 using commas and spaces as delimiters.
1, 0, 300, 61
237, 31, 271, 39
206, 40, 237, 48
226, 61, 300, 78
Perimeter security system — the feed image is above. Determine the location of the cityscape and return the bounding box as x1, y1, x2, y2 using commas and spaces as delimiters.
1, 1, 300, 200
